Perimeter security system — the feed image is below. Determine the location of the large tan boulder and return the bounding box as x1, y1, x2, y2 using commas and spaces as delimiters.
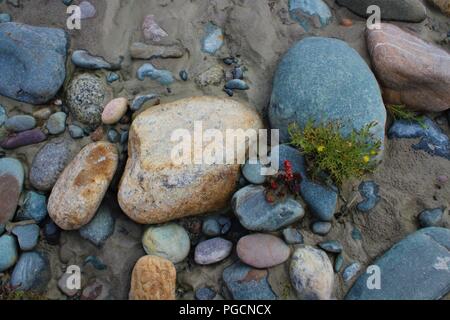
129, 255, 176, 300
48, 142, 118, 230
428, 0, 450, 16
118, 96, 263, 224
366, 23, 450, 112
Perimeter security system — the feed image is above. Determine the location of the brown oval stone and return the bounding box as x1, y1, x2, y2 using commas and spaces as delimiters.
102, 97, 128, 125
48, 141, 118, 230
118, 96, 263, 224
237, 233, 291, 268
366, 23, 450, 112
340, 18, 353, 27
129, 255, 176, 300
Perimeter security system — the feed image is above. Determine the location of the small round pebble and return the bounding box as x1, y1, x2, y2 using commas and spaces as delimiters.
311, 221, 332, 236
343, 262, 361, 283
419, 208, 444, 228
142, 223, 191, 264
107, 72, 120, 83
107, 128, 120, 143
195, 237, 233, 265
334, 254, 344, 273
237, 233, 290, 268
202, 215, 231, 237
46, 112, 67, 135
69, 125, 84, 139
5, 115, 36, 132
179, 70, 188, 81
102, 97, 128, 125
241, 160, 266, 185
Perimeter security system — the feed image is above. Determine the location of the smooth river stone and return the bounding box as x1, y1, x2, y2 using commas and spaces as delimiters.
29, 138, 73, 191
129, 255, 176, 300
102, 97, 128, 125
232, 185, 305, 232
48, 142, 118, 230
366, 23, 450, 112
194, 237, 233, 265
118, 96, 263, 224
142, 223, 191, 264
290, 246, 334, 300
237, 233, 290, 268
346, 227, 450, 300
0, 128, 47, 149
0, 158, 24, 224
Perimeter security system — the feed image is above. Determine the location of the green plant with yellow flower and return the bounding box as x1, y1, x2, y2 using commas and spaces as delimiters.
288, 120, 382, 186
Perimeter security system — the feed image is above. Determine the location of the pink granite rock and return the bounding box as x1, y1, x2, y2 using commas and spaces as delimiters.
366, 23, 450, 112
102, 97, 128, 125
237, 233, 291, 269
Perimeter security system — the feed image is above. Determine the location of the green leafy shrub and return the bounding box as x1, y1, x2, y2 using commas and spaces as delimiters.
288, 121, 382, 185
386, 104, 426, 128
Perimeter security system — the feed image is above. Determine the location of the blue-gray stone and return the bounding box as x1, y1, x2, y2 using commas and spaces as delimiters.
201, 22, 223, 55
16, 191, 47, 223
232, 185, 305, 232
68, 124, 84, 139
232, 67, 244, 80
334, 254, 344, 273
311, 221, 331, 236
282, 227, 304, 244
43, 220, 60, 245
225, 79, 249, 90
0, 234, 18, 272
223, 262, 277, 300
179, 70, 188, 81
319, 240, 343, 253
357, 181, 380, 212
269, 37, 386, 150
71, 50, 118, 70
0, 13, 12, 23
336, 0, 427, 23
388, 118, 450, 160
241, 160, 266, 185
346, 227, 450, 300
46, 112, 67, 135
419, 208, 444, 228
79, 205, 115, 247
343, 262, 361, 283
107, 72, 119, 83
131, 93, 159, 112
5, 115, 36, 132
202, 217, 221, 237
120, 130, 129, 145
289, 0, 332, 30
0, 105, 6, 126
137, 63, 174, 86
107, 128, 119, 143
12, 224, 40, 251
10, 251, 50, 292
195, 237, 232, 265
62, 0, 73, 6
274, 145, 338, 221
0, 23, 68, 105
352, 227, 362, 241
195, 287, 216, 300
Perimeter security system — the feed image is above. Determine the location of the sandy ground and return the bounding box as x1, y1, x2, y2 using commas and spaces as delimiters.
1, 0, 450, 300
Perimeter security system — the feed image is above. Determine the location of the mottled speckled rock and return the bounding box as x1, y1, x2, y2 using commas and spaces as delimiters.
0, 158, 24, 224
269, 37, 386, 149
223, 262, 276, 300
237, 234, 290, 268
129, 255, 176, 300
118, 97, 263, 224
0, 23, 68, 104
142, 223, 190, 263
66, 74, 110, 127
102, 97, 128, 125
346, 228, 450, 300
290, 246, 334, 300
29, 138, 72, 191
232, 185, 304, 231
367, 23, 450, 112
48, 142, 118, 230
337, 0, 427, 22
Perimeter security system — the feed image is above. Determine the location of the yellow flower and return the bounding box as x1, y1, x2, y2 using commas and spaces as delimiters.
362, 155, 370, 163
370, 150, 377, 156
317, 145, 325, 153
